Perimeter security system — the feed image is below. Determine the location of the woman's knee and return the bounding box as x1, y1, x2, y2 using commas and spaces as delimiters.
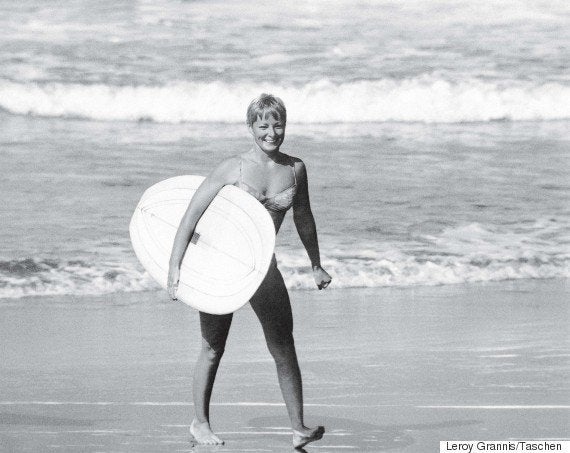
265, 332, 296, 362
198, 312, 232, 363
200, 339, 226, 363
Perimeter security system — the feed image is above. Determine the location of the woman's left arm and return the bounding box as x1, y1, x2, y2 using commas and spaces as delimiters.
292, 160, 332, 290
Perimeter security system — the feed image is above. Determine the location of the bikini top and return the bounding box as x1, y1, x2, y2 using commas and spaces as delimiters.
235, 155, 297, 214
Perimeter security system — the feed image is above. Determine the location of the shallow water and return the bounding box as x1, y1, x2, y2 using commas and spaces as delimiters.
0, 0, 568, 299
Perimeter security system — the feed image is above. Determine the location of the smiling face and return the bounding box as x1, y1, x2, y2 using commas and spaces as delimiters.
249, 110, 286, 153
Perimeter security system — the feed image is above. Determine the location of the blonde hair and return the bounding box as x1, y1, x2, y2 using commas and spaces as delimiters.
246, 93, 287, 126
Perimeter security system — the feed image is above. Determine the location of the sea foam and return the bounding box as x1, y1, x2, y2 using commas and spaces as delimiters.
0, 259, 157, 299
1, 219, 567, 299
1, 77, 569, 124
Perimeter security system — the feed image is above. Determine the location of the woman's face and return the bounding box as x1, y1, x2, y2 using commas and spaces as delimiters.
249, 111, 285, 153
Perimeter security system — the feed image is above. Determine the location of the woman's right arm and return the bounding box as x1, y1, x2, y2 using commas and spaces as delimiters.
167, 157, 239, 299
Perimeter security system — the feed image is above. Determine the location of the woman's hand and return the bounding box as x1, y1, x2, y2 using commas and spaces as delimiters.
167, 264, 180, 300
313, 265, 332, 290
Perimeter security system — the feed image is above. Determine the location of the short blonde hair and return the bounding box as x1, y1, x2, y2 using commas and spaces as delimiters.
246, 93, 287, 126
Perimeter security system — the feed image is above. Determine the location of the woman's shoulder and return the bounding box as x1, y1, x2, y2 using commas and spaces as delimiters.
278, 153, 307, 185
208, 155, 241, 185
280, 152, 305, 169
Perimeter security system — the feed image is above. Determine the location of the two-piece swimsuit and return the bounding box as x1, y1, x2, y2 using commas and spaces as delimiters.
235, 154, 297, 270
235, 154, 297, 217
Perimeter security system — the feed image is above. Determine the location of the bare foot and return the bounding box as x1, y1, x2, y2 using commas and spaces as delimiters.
292, 426, 325, 449
190, 419, 224, 445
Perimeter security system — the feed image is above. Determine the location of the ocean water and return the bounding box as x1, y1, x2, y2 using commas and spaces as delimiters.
0, 0, 568, 299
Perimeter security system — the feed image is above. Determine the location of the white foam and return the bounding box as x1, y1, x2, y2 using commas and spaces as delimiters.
0, 259, 158, 299
279, 218, 570, 289
0, 218, 567, 299
1, 77, 569, 124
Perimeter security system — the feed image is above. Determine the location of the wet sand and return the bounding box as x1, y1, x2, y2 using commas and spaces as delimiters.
1, 280, 568, 452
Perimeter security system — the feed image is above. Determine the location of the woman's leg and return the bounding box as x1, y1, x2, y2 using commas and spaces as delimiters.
191, 311, 233, 445
249, 262, 324, 447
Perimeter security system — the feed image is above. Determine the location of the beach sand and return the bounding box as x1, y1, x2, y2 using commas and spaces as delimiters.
1, 280, 568, 452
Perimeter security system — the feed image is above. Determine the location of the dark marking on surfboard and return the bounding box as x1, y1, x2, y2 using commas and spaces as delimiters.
190, 232, 200, 244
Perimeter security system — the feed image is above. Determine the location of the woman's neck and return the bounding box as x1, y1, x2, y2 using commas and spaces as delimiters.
250, 146, 282, 164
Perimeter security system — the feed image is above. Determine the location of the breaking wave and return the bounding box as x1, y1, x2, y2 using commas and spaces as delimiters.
0, 258, 157, 299
1, 77, 569, 124
1, 228, 567, 299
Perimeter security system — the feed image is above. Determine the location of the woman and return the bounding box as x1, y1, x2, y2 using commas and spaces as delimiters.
167, 94, 331, 449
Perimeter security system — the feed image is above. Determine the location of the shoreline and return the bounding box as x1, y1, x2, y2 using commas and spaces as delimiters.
1, 279, 568, 451
2, 276, 567, 305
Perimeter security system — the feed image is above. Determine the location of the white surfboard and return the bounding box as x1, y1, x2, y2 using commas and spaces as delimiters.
129, 175, 276, 314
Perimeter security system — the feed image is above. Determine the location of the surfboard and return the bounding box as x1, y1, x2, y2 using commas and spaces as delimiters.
129, 175, 276, 314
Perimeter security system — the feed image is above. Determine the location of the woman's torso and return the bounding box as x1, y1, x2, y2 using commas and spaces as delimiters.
234, 152, 297, 232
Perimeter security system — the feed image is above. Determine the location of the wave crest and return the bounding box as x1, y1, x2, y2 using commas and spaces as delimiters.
1, 77, 569, 124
